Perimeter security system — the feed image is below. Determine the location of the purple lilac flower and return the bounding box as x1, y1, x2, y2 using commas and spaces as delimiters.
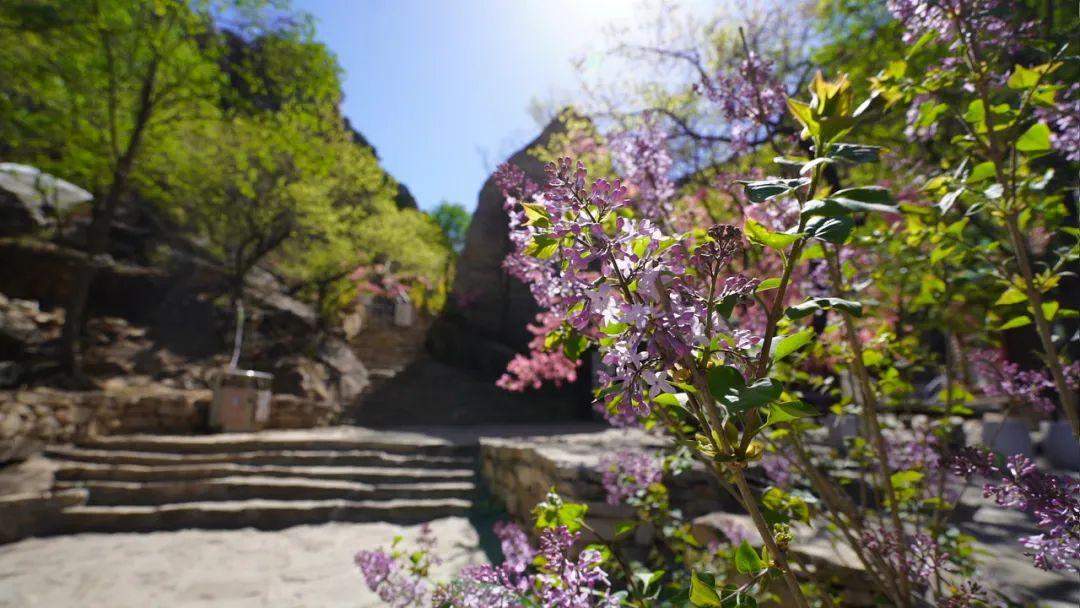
501, 157, 761, 424
949, 449, 1080, 572
884, 417, 942, 472
969, 349, 1057, 413
886, 0, 1032, 47
908, 533, 949, 584
760, 450, 793, 488
494, 521, 535, 574
434, 564, 527, 608
609, 119, 676, 225
1034, 83, 1080, 162
718, 518, 753, 546
701, 51, 787, 152
939, 581, 991, 608
534, 527, 618, 608
355, 549, 430, 607
599, 450, 663, 506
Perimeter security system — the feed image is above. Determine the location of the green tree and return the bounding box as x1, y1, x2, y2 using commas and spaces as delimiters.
1, 1, 232, 377
429, 201, 471, 253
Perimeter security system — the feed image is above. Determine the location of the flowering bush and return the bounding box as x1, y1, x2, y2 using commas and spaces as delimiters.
359, 1, 1079, 606
358, 498, 621, 608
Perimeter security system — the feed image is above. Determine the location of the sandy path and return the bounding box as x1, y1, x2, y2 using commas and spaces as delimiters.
0, 517, 488, 608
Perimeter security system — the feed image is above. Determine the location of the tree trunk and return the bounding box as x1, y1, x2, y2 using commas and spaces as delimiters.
59, 55, 159, 378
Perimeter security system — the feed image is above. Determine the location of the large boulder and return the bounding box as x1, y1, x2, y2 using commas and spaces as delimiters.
356, 115, 594, 426
428, 115, 567, 373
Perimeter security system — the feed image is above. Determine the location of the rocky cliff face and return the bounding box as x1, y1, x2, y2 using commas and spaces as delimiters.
353, 116, 594, 427
428, 117, 564, 371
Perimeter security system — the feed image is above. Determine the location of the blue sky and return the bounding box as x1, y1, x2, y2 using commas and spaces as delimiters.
293, 0, 701, 211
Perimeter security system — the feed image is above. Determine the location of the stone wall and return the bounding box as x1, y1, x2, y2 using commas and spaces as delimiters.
0, 387, 338, 464
479, 429, 738, 540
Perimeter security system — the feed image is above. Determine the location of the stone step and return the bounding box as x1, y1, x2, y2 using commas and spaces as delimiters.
46, 445, 476, 470
73, 428, 475, 457
54, 498, 473, 534
55, 477, 477, 505
53, 461, 476, 485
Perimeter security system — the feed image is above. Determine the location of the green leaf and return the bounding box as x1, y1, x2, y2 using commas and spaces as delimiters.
653, 392, 689, 410
786, 297, 863, 319
804, 215, 853, 243
821, 196, 897, 215
967, 161, 996, 183
831, 186, 893, 204
1007, 62, 1060, 90
740, 379, 783, 410
938, 188, 964, 213
601, 322, 629, 335
963, 99, 984, 125
521, 202, 551, 227
826, 143, 883, 164
756, 277, 781, 292
707, 366, 780, 413
614, 520, 639, 538
1042, 300, 1059, 321
1007, 64, 1041, 89
738, 178, 810, 203
905, 30, 935, 58
745, 217, 800, 250
997, 315, 1032, 330
891, 470, 924, 488
634, 569, 665, 594
562, 333, 588, 359
802, 198, 850, 218
807, 187, 898, 219
690, 571, 722, 607
707, 366, 746, 401
524, 236, 560, 259
993, 287, 1027, 306
766, 400, 818, 425
786, 98, 818, 140
555, 502, 588, 532
1016, 122, 1051, 153
735, 540, 765, 574
716, 295, 738, 319
891, 470, 924, 501
772, 328, 814, 362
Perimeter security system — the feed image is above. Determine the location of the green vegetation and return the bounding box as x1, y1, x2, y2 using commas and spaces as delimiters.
0, 0, 455, 374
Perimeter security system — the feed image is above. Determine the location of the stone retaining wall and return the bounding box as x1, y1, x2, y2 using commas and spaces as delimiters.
1, 387, 338, 464
479, 429, 738, 540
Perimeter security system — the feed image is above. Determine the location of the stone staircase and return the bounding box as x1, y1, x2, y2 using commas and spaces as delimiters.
36, 428, 480, 534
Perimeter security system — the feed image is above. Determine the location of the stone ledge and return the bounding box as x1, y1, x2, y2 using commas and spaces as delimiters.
1, 387, 339, 465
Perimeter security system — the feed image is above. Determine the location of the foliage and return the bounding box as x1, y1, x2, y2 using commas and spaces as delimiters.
430, 201, 472, 253
467, 1, 1080, 607
0, 0, 453, 337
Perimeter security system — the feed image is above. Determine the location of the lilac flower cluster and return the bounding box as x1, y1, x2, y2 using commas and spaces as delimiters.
760, 450, 793, 488
434, 524, 617, 608
859, 526, 942, 584
609, 120, 676, 225
969, 349, 1057, 414
501, 157, 760, 425
355, 549, 430, 607
950, 449, 1080, 572
718, 517, 753, 546
701, 52, 787, 152
360, 521, 620, 607
886, 0, 1028, 46
883, 417, 942, 472
599, 450, 663, 506
497, 311, 581, 392
534, 527, 618, 608
1036, 82, 1080, 162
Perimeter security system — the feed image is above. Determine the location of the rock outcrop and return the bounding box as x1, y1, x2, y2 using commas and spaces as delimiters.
354, 116, 594, 426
